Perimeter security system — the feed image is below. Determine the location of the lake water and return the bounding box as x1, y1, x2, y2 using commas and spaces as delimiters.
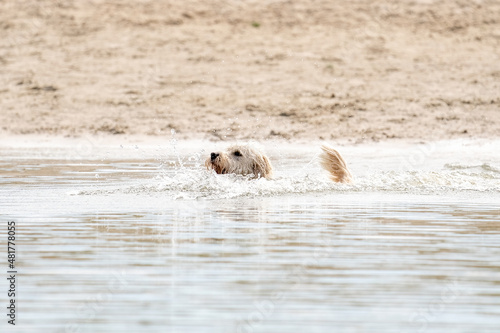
1, 137, 499, 333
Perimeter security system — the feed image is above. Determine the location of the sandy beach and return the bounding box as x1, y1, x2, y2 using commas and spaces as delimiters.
0, 0, 499, 142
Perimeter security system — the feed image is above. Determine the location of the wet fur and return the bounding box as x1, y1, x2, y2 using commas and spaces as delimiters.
205, 145, 273, 179
206, 144, 352, 183
319, 145, 353, 183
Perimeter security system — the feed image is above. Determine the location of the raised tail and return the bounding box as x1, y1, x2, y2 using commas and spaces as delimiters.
320, 145, 353, 183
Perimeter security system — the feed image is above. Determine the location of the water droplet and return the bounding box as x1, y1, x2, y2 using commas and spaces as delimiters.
95, 174, 100, 179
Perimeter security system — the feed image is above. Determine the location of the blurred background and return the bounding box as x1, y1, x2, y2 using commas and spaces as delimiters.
0, 0, 499, 142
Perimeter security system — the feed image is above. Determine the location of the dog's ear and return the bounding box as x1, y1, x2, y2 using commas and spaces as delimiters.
253, 154, 273, 179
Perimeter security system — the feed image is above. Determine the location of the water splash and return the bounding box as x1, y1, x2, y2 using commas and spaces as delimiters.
76, 161, 500, 199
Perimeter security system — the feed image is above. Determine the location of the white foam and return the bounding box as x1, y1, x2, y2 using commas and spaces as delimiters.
76, 160, 500, 199
1, 137, 495, 200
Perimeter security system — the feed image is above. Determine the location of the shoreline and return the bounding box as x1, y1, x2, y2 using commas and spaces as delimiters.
1, 134, 498, 162
2, 133, 499, 146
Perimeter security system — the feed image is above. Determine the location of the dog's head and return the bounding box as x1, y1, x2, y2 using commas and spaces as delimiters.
205, 144, 273, 179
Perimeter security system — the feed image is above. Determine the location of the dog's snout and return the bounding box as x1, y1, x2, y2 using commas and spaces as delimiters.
211, 152, 219, 161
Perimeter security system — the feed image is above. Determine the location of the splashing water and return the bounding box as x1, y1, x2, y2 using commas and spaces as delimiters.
76, 161, 500, 199
47, 138, 496, 199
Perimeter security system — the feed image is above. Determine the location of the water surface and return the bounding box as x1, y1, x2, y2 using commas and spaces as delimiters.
1, 139, 499, 333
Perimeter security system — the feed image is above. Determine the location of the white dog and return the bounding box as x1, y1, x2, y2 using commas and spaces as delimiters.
205, 144, 352, 183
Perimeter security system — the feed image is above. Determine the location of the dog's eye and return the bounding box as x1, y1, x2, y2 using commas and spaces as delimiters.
233, 151, 242, 157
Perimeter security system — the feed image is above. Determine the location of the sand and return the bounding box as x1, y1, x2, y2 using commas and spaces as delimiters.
0, 0, 499, 143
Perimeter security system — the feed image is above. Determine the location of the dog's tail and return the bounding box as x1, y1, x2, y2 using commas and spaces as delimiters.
320, 145, 353, 183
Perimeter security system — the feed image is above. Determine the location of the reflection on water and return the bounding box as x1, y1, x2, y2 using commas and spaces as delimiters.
1, 144, 500, 333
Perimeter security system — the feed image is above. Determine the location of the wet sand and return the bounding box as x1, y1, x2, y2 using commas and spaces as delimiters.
0, 0, 499, 142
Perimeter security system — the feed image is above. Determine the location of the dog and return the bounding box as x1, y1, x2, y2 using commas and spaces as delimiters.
205, 144, 352, 183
